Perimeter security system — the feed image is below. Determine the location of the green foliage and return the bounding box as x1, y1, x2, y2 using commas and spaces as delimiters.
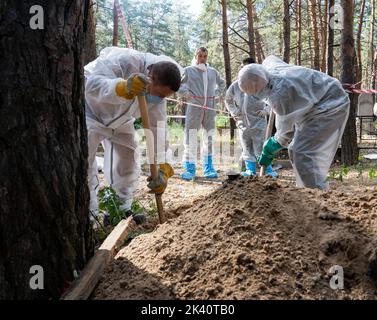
369, 168, 376, 180
327, 165, 349, 182
168, 121, 184, 144
354, 155, 365, 180
148, 201, 158, 217
94, 0, 375, 86
326, 169, 336, 182
134, 117, 143, 130
339, 165, 350, 182
95, 0, 196, 66
96, 229, 109, 243
216, 114, 230, 128
98, 186, 131, 226
131, 199, 144, 215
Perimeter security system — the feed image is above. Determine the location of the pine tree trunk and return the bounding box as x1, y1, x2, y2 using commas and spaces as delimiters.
255, 29, 266, 63
368, 0, 376, 97
310, 0, 320, 70
0, 0, 95, 299
221, 0, 235, 140
283, 0, 291, 63
356, 0, 366, 82
306, 0, 314, 68
340, 0, 358, 165
253, 4, 265, 63
113, 1, 118, 46
296, 0, 302, 65
327, 0, 335, 75
246, 0, 256, 60
320, 0, 328, 72
373, 49, 377, 91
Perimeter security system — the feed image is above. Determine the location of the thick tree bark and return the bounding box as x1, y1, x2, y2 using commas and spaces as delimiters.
340, 0, 358, 165
296, 0, 302, 65
356, 0, 366, 82
283, 0, 291, 63
246, 0, 256, 60
310, 0, 320, 70
0, 1, 95, 299
327, 0, 335, 75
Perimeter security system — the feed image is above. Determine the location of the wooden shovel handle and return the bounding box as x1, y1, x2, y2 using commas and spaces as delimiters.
260, 110, 275, 177
137, 95, 166, 223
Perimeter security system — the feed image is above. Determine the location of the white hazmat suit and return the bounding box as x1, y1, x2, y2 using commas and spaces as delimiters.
179, 64, 226, 162
238, 55, 350, 189
225, 80, 268, 162
84, 47, 182, 213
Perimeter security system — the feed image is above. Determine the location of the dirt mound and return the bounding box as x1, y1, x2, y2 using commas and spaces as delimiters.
93, 177, 377, 299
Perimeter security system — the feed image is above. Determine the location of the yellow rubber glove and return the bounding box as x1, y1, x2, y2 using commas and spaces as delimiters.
116, 73, 148, 99
147, 163, 174, 194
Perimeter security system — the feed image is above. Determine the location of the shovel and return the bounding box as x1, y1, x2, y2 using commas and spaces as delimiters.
260, 110, 275, 177
137, 95, 166, 224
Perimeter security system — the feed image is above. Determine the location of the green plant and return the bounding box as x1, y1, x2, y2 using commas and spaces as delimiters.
338, 165, 349, 182
326, 169, 337, 181
131, 199, 144, 215
148, 201, 158, 217
98, 186, 131, 226
216, 114, 229, 128
134, 118, 143, 130
96, 229, 109, 243
355, 155, 365, 180
368, 168, 376, 180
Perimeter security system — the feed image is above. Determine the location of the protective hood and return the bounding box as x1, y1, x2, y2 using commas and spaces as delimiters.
238, 64, 270, 96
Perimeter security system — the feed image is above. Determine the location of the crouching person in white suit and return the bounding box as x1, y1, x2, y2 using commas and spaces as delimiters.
84, 47, 182, 224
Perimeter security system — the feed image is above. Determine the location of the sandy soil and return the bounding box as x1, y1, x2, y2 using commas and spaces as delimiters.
92, 163, 377, 300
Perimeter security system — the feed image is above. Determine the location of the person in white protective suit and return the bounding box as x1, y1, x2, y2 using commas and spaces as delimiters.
238, 55, 350, 189
225, 57, 277, 177
84, 47, 182, 223
178, 47, 226, 180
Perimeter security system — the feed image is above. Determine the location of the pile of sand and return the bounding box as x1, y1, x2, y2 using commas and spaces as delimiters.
93, 177, 377, 299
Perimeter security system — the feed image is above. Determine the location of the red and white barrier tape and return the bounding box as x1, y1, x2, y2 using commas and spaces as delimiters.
345, 89, 377, 94
189, 95, 216, 100
165, 97, 230, 115
343, 81, 377, 94
114, 0, 133, 49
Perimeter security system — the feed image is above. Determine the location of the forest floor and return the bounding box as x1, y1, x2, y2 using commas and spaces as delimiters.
91, 160, 377, 300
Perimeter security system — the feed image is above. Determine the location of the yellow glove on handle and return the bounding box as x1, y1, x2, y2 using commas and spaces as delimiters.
116, 73, 148, 99
147, 163, 174, 194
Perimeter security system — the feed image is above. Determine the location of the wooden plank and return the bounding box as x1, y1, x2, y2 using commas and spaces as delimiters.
61, 217, 135, 300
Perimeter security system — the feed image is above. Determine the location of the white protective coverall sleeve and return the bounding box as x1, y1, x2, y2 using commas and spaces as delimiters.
225, 81, 243, 120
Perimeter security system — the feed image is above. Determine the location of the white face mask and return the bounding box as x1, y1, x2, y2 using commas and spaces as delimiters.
194, 63, 207, 72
